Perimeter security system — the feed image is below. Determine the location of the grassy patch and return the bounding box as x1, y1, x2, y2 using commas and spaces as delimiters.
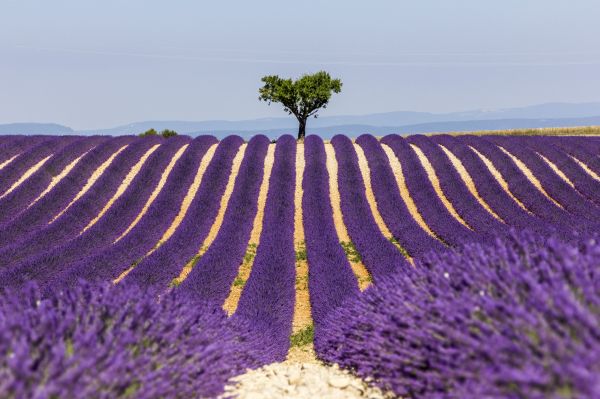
388, 236, 410, 258
290, 324, 314, 347
233, 277, 246, 287
295, 241, 307, 262
243, 243, 257, 264
340, 241, 362, 263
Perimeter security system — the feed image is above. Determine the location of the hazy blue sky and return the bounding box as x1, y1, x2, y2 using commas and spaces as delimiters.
1, 0, 600, 129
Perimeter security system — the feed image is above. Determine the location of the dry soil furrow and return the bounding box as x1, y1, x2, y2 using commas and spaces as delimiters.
439, 144, 505, 223
287, 142, 316, 364
570, 155, 600, 182
223, 144, 276, 316
381, 143, 442, 240
497, 145, 564, 209
173, 144, 247, 284
0, 154, 19, 171
410, 143, 473, 230
114, 144, 189, 243
29, 151, 90, 209
80, 144, 161, 234
324, 143, 371, 291
469, 145, 532, 213
113, 143, 218, 284
537, 153, 575, 189
353, 143, 412, 261
0, 155, 53, 199
51, 145, 129, 223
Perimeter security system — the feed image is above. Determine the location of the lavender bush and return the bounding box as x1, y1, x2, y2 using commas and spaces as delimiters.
316, 232, 600, 398
0, 281, 263, 398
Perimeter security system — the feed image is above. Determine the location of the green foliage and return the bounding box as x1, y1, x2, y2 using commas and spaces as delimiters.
139, 128, 158, 137
388, 236, 410, 258
295, 241, 307, 262
138, 128, 178, 138
340, 241, 362, 263
160, 129, 178, 138
233, 277, 246, 287
290, 324, 314, 347
243, 243, 257, 264
259, 71, 342, 139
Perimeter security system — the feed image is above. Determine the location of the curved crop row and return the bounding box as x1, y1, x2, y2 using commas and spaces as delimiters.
124, 135, 244, 291
232, 135, 297, 363
57, 136, 218, 288
0, 138, 189, 289
178, 135, 269, 304
0, 137, 161, 268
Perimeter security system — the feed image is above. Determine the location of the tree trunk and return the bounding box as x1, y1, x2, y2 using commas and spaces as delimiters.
297, 119, 306, 140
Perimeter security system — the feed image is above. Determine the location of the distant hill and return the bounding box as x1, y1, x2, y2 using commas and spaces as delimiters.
189, 116, 600, 140
3, 102, 600, 138
0, 123, 74, 135
73, 101, 600, 137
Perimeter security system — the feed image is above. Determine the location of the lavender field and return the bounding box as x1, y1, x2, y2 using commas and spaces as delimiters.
0, 133, 599, 398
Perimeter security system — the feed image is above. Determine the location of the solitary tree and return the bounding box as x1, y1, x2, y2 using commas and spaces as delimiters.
259, 71, 342, 140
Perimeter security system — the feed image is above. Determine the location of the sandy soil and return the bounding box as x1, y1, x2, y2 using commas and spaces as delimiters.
51, 145, 129, 223
570, 155, 600, 181
114, 144, 189, 243
289, 143, 313, 342
381, 143, 441, 241
173, 144, 247, 284
80, 144, 160, 234
28, 151, 89, 209
223, 144, 276, 316
410, 144, 473, 230
0, 154, 20, 171
148, 143, 218, 252
0, 155, 52, 199
324, 143, 371, 291
468, 145, 532, 213
537, 153, 575, 188
439, 144, 505, 223
354, 144, 412, 261
497, 145, 564, 209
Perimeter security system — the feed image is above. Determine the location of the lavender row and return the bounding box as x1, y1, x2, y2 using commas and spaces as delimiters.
56, 136, 217, 288
178, 135, 269, 304
124, 135, 244, 291
430, 135, 567, 238
548, 136, 600, 175
460, 136, 597, 236
486, 135, 600, 225
303, 135, 360, 331
0, 137, 107, 225
381, 135, 479, 246
0, 136, 75, 195
407, 135, 506, 241
1, 281, 266, 398
0, 137, 162, 268
520, 136, 600, 206
0, 136, 49, 165
355, 134, 445, 258
0, 137, 189, 288
0, 136, 136, 248
232, 135, 297, 364
317, 232, 600, 398
332, 135, 406, 280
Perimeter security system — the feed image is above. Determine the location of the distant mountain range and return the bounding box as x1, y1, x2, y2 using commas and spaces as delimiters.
2, 102, 600, 139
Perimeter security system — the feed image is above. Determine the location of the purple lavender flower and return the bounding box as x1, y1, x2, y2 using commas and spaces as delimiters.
0, 281, 264, 398
316, 232, 600, 398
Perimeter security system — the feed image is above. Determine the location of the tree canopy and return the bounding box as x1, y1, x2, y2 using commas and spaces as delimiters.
259, 71, 342, 139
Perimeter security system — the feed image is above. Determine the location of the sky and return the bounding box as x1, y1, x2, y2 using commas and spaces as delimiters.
1, 0, 600, 130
